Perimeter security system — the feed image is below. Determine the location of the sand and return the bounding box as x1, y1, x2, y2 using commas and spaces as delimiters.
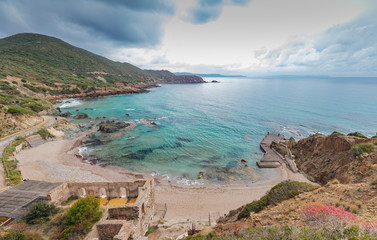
15, 134, 313, 224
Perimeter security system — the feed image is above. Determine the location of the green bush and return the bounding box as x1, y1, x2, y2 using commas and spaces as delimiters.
60, 196, 102, 239
329, 131, 345, 137
0, 231, 33, 240
238, 181, 317, 219
37, 127, 53, 140
347, 132, 367, 138
374, 141, 377, 146
23, 201, 58, 224
351, 143, 373, 157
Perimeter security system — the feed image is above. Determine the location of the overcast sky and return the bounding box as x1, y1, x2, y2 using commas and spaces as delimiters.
0, 0, 376, 76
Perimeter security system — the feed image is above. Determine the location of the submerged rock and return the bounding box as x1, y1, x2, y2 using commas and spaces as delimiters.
98, 120, 130, 133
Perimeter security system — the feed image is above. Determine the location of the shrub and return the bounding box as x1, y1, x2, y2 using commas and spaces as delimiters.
329, 131, 345, 137
183, 225, 377, 240
347, 132, 367, 138
301, 202, 358, 229
374, 141, 377, 146
37, 127, 53, 140
0, 231, 33, 240
60, 196, 102, 239
365, 221, 377, 234
7, 107, 22, 115
145, 225, 158, 236
23, 201, 58, 224
351, 143, 373, 157
238, 181, 317, 219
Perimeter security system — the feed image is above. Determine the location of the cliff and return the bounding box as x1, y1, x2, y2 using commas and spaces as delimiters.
291, 133, 377, 184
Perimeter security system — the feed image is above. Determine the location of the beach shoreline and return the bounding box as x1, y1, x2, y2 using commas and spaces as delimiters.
14, 132, 313, 224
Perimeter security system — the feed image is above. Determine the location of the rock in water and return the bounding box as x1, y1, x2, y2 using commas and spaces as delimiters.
98, 120, 130, 133
60, 111, 72, 117
73, 112, 88, 119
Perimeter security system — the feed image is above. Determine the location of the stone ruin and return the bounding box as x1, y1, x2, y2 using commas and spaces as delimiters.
47, 179, 155, 240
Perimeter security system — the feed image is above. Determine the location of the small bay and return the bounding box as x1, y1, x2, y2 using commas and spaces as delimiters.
62, 77, 377, 182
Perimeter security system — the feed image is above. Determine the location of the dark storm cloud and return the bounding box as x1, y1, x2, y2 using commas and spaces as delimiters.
189, 0, 252, 24
0, 0, 175, 51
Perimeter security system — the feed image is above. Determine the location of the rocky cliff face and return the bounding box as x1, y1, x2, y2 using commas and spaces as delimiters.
291, 135, 377, 184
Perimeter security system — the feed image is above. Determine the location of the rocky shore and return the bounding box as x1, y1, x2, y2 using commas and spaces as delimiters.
46, 83, 156, 104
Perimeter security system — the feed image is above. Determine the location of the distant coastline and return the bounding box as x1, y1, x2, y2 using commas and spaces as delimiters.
174, 72, 247, 78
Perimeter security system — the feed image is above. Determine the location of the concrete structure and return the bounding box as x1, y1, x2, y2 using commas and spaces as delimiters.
0, 179, 155, 239
256, 133, 298, 172
0, 180, 61, 221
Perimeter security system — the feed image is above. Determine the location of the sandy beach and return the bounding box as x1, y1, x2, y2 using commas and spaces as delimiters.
15, 134, 312, 224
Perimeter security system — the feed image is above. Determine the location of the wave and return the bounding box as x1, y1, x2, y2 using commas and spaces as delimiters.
125, 108, 135, 111
59, 99, 82, 109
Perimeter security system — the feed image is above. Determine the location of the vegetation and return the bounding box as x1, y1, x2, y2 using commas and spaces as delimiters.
23, 201, 59, 224
310, 132, 323, 137
374, 141, 377, 146
145, 225, 158, 236
0, 231, 34, 240
60, 196, 102, 239
1, 137, 26, 185
183, 225, 377, 240
0, 33, 150, 88
351, 143, 374, 157
348, 132, 368, 138
237, 181, 317, 219
329, 131, 345, 137
0, 81, 52, 114
37, 127, 53, 140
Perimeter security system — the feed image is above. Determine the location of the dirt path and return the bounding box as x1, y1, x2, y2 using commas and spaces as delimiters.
0, 116, 57, 189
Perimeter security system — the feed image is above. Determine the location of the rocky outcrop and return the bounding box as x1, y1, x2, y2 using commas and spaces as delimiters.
98, 120, 130, 133
45, 83, 156, 104
73, 112, 88, 119
291, 135, 377, 184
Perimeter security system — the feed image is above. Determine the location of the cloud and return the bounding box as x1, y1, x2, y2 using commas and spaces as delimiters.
0, 0, 175, 53
253, 3, 377, 76
188, 0, 252, 24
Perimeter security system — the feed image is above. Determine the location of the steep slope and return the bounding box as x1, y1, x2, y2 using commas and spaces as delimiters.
0, 33, 157, 137
290, 134, 377, 184
145, 69, 205, 83
0, 33, 153, 86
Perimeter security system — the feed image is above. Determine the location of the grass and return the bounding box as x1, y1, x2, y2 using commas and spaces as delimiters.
37, 127, 53, 140
237, 181, 317, 220
145, 225, 158, 236
1, 136, 26, 185
329, 131, 345, 137
351, 143, 374, 157
348, 132, 368, 138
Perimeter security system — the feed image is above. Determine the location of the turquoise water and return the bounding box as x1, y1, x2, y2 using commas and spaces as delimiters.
62, 77, 377, 182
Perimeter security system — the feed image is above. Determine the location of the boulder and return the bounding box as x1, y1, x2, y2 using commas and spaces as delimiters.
98, 120, 130, 133
73, 112, 89, 119
60, 111, 72, 117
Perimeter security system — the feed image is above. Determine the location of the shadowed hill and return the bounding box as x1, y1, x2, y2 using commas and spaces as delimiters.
145, 69, 205, 83
0, 33, 153, 86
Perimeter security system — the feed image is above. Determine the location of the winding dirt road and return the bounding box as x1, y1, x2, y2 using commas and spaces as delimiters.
0, 116, 57, 189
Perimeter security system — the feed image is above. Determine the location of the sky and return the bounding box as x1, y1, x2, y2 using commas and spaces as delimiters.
0, 0, 376, 77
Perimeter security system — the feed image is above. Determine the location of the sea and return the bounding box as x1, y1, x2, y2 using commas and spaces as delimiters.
59, 77, 377, 184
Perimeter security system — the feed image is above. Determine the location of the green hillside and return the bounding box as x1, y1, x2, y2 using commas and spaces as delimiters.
0, 33, 152, 87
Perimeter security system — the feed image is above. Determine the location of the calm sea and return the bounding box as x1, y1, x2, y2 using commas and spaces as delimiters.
61, 77, 377, 183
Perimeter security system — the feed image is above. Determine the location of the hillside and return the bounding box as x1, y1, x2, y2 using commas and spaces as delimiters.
145, 69, 206, 83
0, 33, 157, 137
0, 33, 153, 85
